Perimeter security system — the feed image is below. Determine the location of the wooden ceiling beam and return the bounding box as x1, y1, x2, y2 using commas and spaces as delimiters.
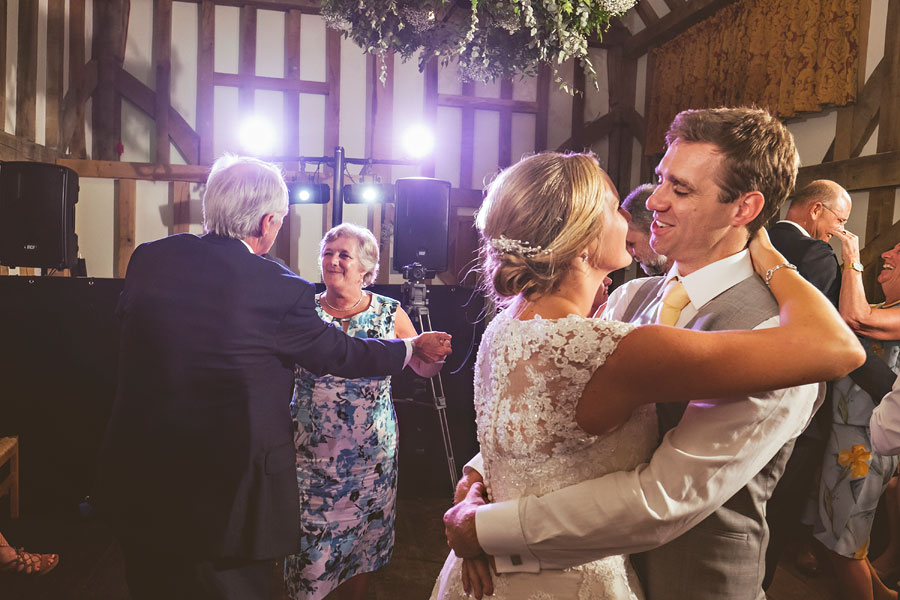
795, 151, 900, 192
438, 94, 538, 114
624, 0, 738, 58
176, 0, 319, 13
634, 1, 660, 27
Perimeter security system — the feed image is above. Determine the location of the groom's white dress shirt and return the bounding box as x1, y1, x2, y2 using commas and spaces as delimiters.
472, 250, 822, 573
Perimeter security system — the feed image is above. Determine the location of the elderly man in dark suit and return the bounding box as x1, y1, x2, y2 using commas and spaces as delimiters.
768, 180, 851, 305
96, 155, 451, 600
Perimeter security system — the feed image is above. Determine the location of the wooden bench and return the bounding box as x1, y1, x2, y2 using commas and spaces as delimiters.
0, 436, 20, 518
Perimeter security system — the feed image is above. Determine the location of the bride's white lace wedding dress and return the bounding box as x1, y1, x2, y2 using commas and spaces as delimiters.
430, 311, 657, 600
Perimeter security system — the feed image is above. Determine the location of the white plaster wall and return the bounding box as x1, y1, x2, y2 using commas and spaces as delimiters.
75, 178, 114, 278
584, 47, 609, 121
472, 109, 500, 189
392, 51, 426, 181
434, 105, 462, 186
214, 6, 239, 74
511, 112, 536, 164
5, 0, 18, 133
120, 99, 153, 162
124, 0, 154, 88
786, 111, 836, 167
635, 54, 647, 116
547, 59, 575, 150
35, 0, 46, 146
256, 10, 284, 79
135, 179, 170, 246
171, 2, 198, 129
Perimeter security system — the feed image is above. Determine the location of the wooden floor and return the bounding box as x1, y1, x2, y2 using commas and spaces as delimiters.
0, 492, 856, 599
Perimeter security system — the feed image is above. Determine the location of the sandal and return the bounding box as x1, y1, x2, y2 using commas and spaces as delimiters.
0, 547, 59, 576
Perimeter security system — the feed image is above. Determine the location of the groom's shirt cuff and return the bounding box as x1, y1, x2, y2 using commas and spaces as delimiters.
476, 500, 540, 573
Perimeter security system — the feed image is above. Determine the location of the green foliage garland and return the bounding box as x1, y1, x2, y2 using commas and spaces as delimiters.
320, 0, 637, 91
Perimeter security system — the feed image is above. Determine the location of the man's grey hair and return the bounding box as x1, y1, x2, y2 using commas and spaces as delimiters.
621, 184, 657, 232
319, 223, 381, 287
789, 180, 845, 210
202, 154, 289, 239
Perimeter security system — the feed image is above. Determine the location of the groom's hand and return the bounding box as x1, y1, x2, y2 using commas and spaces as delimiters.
444, 481, 487, 559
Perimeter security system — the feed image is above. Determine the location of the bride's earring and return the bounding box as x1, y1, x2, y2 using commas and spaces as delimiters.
580, 253, 588, 263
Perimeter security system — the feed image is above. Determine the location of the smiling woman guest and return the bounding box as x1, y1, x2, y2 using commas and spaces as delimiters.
810, 230, 900, 600
283, 223, 428, 600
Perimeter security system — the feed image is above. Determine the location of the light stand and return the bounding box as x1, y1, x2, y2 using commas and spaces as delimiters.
400, 262, 459, 490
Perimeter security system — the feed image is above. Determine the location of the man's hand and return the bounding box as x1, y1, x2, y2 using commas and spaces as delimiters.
411, 331, 452, 363
444, 481, 487, 559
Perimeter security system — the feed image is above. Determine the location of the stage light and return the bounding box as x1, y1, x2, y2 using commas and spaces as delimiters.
238, 115, 277, 156
287, 182, 330, 204
343, 183, 394, 204
401, 124, 434, 159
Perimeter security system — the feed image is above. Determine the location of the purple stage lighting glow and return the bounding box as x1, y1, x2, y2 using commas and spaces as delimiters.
238, 116, 277, 156
402, 124, 434, 159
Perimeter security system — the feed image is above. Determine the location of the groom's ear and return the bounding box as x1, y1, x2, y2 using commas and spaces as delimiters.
731, 191, 765, 228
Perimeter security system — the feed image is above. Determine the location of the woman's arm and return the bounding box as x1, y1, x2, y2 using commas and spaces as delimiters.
576, 229, 865, 434
831, 228, 900, 340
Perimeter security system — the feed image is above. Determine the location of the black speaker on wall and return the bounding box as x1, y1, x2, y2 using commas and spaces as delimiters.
0, 161, 79, 270
393, 177, 451, 273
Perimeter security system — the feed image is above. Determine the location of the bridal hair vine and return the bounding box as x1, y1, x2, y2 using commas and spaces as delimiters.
489, 235, 552, 257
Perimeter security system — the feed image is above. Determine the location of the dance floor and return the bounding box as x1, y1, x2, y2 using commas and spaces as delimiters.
0, 485, 841, 599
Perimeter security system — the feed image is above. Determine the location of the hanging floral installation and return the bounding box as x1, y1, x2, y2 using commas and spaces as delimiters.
320, 0, 638, 91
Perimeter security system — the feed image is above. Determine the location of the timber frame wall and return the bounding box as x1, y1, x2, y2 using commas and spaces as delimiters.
0, 0, 898, 297
0, 0, 552, 282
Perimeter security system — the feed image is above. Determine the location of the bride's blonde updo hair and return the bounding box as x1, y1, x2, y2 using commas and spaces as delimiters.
477, 152, 612, 307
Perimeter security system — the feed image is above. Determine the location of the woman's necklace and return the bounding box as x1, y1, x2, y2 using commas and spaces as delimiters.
320, 290, 364, 313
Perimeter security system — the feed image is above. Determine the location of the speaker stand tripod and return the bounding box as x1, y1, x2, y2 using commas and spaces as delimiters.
400, 264, 459, 490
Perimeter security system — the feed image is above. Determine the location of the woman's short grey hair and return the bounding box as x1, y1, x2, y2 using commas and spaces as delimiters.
202, 154, 289, 239
318, 223, 381, 287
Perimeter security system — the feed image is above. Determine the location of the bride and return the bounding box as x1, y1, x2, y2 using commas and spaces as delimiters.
429, 152, 863, 599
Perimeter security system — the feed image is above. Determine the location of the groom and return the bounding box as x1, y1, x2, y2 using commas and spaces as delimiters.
445, 107, 821, 599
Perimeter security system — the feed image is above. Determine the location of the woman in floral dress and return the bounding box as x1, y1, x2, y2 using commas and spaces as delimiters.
284, 223, 434, 600
812, 232, 900, 600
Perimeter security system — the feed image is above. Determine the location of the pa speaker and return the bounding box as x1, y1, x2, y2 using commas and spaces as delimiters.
393, 177, 450, 273
0, 161, 79, 270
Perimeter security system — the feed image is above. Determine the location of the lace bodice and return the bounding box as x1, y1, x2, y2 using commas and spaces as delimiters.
475, 311, 657, 503
431, 311, 656, 600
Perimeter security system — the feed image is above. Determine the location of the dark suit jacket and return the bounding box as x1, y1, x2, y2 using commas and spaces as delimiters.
96, 233, 407, 561
768, 221, 895, 414
768, 220, 840, 306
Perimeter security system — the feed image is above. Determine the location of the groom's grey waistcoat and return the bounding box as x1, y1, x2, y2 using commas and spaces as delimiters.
622, 275, 794, 600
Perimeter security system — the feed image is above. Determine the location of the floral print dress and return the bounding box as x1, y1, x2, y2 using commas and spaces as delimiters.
810, 336, 900, 559
284, 293, 400, 600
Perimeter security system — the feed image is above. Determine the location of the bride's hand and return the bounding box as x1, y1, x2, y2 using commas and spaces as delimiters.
748, 227, 788, 278
461, 554, 494, 600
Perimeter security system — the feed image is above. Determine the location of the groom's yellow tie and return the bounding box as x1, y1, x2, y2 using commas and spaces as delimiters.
658, 279, 690, 326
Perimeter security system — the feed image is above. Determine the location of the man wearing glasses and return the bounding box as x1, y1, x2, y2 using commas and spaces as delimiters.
763, 179, 854, 589
769, 179, 852, 306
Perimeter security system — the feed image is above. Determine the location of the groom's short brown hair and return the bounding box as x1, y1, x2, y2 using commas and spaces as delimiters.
666, 107, 799, 236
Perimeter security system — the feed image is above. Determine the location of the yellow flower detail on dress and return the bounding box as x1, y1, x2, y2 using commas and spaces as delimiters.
838, 444, 872, 478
